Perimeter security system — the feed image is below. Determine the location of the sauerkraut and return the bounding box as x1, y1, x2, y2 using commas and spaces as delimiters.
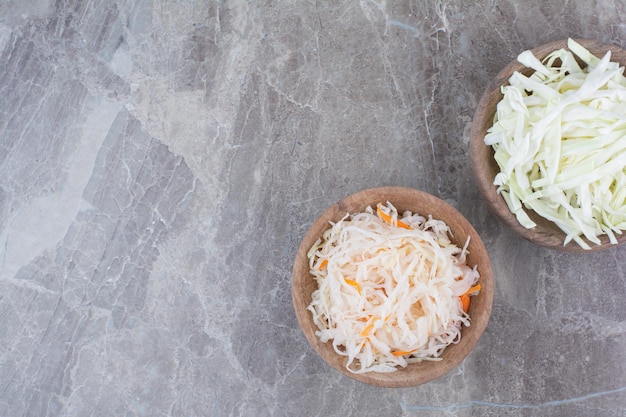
307, 202, 480, 373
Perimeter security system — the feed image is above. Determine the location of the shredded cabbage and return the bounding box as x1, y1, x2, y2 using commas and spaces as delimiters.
485, 38, 626, 249
306, 202, 480, 373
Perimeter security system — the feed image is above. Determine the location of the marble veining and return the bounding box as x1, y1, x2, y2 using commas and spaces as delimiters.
0, 1, 625, 416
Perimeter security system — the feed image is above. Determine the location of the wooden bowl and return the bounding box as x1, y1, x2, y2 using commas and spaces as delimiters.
470, 39, 626, 252
291, 187, 494, 387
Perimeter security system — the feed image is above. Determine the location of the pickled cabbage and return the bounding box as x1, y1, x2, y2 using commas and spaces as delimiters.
307, 202, 480, 373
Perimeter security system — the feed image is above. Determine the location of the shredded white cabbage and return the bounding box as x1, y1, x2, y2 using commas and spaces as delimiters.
306, 202, 480, 373
485, 38, 626, 249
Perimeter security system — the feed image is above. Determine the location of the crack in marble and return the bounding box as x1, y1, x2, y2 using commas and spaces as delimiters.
401, 384, 626, 411
386, 19, 420, 37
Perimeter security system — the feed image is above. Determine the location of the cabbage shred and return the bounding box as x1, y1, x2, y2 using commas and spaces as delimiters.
307, 202, 480, 373
485, 38, 626, 249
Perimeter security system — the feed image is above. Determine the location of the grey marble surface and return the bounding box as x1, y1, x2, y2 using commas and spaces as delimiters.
1, 1, 625, 416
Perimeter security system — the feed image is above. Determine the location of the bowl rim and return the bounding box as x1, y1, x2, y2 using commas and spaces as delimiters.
291, 186, 494, 387
469, 39, 626, 253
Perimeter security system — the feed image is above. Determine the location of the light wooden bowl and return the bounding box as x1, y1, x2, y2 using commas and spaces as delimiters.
291, 187, 494, 387
470, 39, 626, 252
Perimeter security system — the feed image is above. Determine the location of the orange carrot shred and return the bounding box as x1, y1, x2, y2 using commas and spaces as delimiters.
466, 283, 482, 295
360, 318, 378, 337
376, 203, 412, 229
345, 279, 361, 295
460, 294, 470, 312
459, 283, 480, 312
317, 259, 328, 270
392, 349, 416, 357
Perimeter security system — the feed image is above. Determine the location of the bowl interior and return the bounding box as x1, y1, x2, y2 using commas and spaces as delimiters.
469, 39, 626, 252
292, 186, 494, 387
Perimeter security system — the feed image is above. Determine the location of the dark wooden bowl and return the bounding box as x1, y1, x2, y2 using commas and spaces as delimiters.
470, 39, 626, 252
291, 187, 494, 387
